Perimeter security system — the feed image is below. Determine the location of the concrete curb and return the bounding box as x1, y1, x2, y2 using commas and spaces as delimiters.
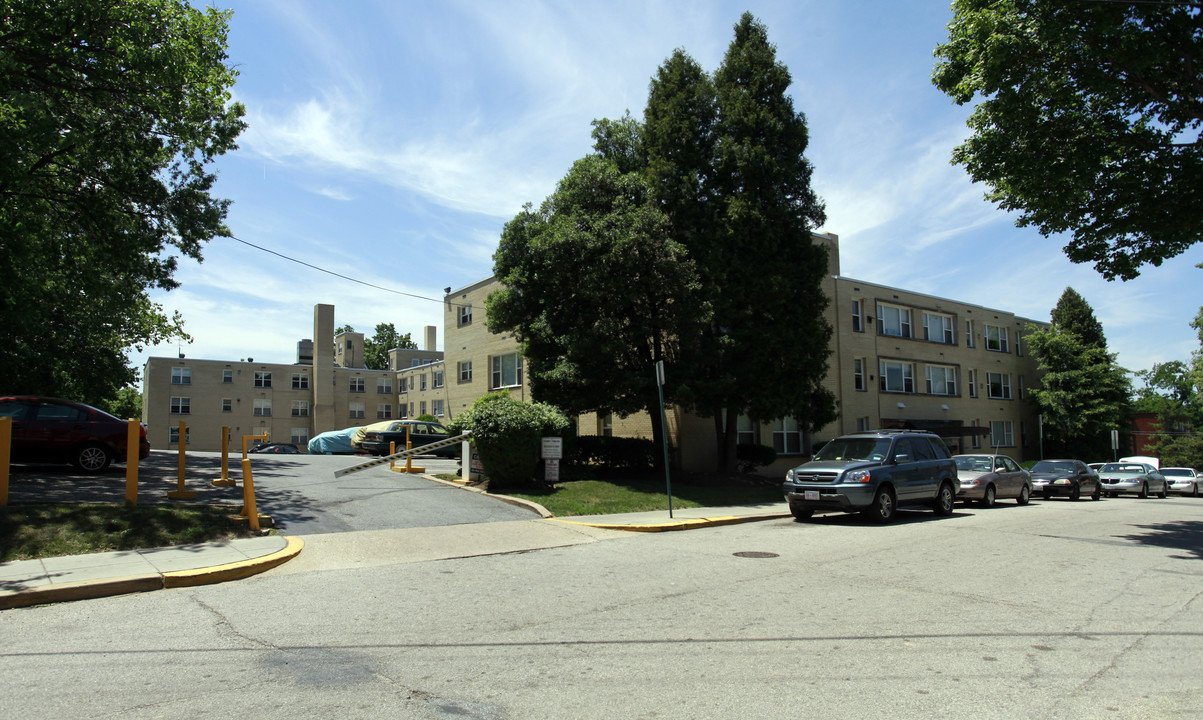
420, 474, 554, 518
163, 536, 305, 588
551, 512, 793, 532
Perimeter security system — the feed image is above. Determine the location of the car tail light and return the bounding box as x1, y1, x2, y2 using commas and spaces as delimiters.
139, 423, 148, 439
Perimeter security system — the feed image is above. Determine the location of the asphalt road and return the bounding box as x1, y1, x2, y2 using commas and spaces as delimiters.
2, 450, 538, 533
3, 488, 1201, 718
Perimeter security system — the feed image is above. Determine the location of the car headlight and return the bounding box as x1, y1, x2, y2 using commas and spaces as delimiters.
786, 469, 795, 483
845, 469, 871, 484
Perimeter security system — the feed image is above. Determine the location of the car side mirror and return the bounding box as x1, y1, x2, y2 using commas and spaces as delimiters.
893, 453, 910, 464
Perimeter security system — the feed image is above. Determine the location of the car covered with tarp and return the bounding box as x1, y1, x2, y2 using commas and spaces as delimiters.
307, 427, 360, 455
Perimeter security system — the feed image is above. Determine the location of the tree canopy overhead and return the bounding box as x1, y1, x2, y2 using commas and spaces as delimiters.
0, 0, 246, 403
933, 0, 1203, 280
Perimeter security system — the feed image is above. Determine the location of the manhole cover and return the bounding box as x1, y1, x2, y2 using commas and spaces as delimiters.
733, 551, 779, 558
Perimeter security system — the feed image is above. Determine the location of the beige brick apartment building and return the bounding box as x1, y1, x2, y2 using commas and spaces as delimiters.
142, 233, 1045, 472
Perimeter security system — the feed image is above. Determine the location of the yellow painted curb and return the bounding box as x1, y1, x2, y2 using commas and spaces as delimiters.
0, 574, 163, 611
163, 536, 304, 588
551, 513, 791, 532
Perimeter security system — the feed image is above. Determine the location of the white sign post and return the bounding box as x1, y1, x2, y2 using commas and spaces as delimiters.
542, 437, 563, 483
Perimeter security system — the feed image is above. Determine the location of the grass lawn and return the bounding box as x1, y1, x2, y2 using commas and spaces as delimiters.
0, 504, 256, 562
500, 474, 785, 517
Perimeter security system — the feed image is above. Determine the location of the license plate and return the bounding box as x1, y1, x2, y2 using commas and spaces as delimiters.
804, 490, 820, 501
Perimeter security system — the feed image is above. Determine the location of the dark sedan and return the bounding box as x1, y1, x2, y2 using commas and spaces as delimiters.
359, 420, 460, 458
1028, 458, 1101, 501
0, 395, 150, 473
248, 442, 301, 454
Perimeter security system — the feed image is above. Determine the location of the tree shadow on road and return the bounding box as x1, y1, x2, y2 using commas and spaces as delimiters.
1115, 520, 1203, 561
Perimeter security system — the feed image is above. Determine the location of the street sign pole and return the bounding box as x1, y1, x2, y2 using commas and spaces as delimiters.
656, 360, 673, 518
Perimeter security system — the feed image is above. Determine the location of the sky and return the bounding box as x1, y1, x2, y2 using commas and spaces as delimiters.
132, 0, 1203, 383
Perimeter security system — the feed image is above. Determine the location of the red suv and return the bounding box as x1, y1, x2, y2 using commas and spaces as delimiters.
0, 396, 150, 473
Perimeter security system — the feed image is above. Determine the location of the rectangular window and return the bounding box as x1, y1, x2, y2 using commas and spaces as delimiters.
170, 397, 190, 414
432, 399, 445, 417
925, 365, 958, 396
772, 417, 802, 455
291, 400, 309, 417
856, 416, 870, 432
965, 320, 974, 348
879, 360, 915, 393
419, 374, 428, 391
253, 399, 272, 416
432, 370, 444, 388
171, 367, 191, 385
990, 420, 1014, 448
169, 426, 191, 444
254, 371, 272, 388
377, 378, 392, 394
419, 401, 427, 416
971, 420, 982, 449
985, 324, 1010, 353
1018, 375, 1025, 400
291, 428, 309, 445
987, 372, 1012, 399
968, 369, 978, 398
292, 373, 309, 390
377, 404, 393, 419
737, 414, 754, 445
491, 352, 523, 389
349, 402, 365, 419
350, 377, 365, 393
876, 304, 912, 339
922, 313, 954, 344
599, 413, 614, 437
1016, 334, 1024, 357
408, 403, 414, 418
851, 300, 864, 333
222, 398, 232, 413
853, 358, 866, 391
223, 369, 233, 383
458, 303, 473, 326
458, 360, 473, 382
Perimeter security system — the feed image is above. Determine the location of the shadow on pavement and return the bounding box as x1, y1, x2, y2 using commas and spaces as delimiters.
1115, 520, 1203, 561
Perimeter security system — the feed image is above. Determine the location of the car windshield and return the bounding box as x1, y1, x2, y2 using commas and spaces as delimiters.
813, 437, 893, 462
1030, 461, 1075, 474
955, 456, 994, 472
1163, 468, 1192, 477
1102, 463, 1145, 473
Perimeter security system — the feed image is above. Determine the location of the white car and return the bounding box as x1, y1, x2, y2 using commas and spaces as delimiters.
1163, 467, 1201, 497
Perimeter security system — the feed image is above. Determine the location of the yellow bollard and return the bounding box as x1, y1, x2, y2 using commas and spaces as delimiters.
125, 419, 139, 506
213, 425, 235, 486
0, 416, 11, 507
167, 421, 196, 500
239, 458, 260, 532
391, 425, 425, 474
389, 440, 396, 470
242, 431, 269, 458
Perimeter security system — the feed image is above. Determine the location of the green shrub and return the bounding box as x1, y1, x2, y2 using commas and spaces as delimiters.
446, 393, 570, 489
574, 435, 656, 470
415, 414, 438, 423
736, 443, 776, 473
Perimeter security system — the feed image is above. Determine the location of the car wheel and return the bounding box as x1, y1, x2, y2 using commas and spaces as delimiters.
933, 482, 956, 516
1193, 483, 1200, 498
1042, 490, 1052, 501
863, 488, 896, 524
980, 484, 996, 508
1017, 485, 1031, 506
1091, 484, 1101, 501
790, 505, 813, 522
73, 444, 112, 474
1139, 483, 1148, 499
1159, 483, 1168, 499
1069, 484, 1081, 501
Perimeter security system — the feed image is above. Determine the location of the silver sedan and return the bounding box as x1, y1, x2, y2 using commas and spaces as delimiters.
953, 454, 1033, 507
1163, 467, 1201, 497
1099, 462, 1169, 498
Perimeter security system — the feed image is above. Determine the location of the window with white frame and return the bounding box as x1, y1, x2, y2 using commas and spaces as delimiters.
1018, 375, 1025, 399
491, 353, 522, 389
971, 420, 982, 448
222, 398, 232, 413
419, 401, 427, 416
772, 417, 802, 455
879, 360, 915, 393
349, 402, 365, 419
170, 397, 190, 414
350, 377, 365, 393
433, 369, 444, 388
458, 360, 472, 382
925, 365, 958, 396
984, 324, 1009, 353
377, 403, 393, 419
254, 371, 272, 388
291, 428, 309, 445
253, 399, 272, 416
987, 372, 1012, 399
922, 313, 954, 344
990, 420, 1014, 447
377, 378, 392, 394
737, 414, 755, 445
169, 426, 191, 444
599, 413, 613, 437
968, 369, 978, 398
222, 369, 233, 383
458, 303, 472, 326
856, 416, 871, 432
432, 399, 445, 417
853, 357, 866, 391
419, 374, 427, 391
851, 300, 864, 333
1016, 334, 1024, 356
965, 320, 974, 348
407, 403, 414, 417
291, 400, 309, 417
291, 373, 308, 390
876, 304, 912, 338
171, 367, 191, 385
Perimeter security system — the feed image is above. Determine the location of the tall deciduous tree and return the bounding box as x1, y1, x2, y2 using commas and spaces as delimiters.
933, 0, 1203, 280
0, 0, 246, 404
364, 323, 415, 371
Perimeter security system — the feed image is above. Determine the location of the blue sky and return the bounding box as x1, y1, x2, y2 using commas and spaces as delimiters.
135, 0, 1203, 381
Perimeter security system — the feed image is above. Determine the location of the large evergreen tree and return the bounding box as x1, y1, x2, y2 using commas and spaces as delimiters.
0, 0, 246, 404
